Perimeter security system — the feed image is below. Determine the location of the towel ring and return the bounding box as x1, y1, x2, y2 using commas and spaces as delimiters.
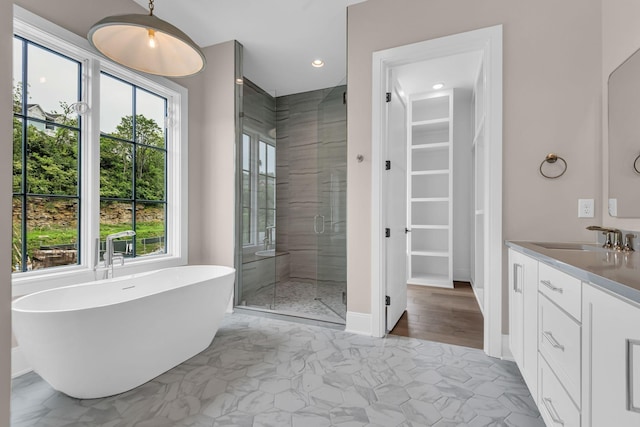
634, 154, 640, 174
539, 153, 567, 179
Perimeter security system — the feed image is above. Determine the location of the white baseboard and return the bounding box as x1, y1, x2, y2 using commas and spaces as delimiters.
408, 281, 454, 289
469, 279, 485, 315
502, 334, 514, 361
344, 311, 372, 336
12, 347, 32, 378
453, 268, 470, 282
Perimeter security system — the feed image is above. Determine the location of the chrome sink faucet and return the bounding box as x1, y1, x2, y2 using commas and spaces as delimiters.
586, 226, 623, 251
105, 230, 136, 278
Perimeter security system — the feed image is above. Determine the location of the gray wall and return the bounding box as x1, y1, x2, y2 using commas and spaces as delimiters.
243, 79, 276, 140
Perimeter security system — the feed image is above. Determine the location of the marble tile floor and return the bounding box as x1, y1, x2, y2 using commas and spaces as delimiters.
11, 313, 544, 427
243, 281, 346, 324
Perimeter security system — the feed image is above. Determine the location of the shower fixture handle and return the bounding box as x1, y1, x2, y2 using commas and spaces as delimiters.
314, 215, 325, 234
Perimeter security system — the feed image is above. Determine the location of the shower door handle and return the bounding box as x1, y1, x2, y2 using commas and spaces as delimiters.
314, 215, 325, 234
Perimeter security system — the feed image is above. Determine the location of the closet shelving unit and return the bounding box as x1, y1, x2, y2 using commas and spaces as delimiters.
407, 90, 453, 288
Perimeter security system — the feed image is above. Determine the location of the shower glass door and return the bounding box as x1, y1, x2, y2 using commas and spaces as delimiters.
314, 84, 347, 321
235, 70, 347, 325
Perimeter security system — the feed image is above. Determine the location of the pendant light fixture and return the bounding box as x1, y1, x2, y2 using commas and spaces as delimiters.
88, 0, 206, 77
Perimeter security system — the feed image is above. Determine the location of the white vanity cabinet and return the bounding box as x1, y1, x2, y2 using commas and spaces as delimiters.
508, 241, 640, 427
537, 263, 582, 427
582, 283, 640, 427
508, 248, 539, 400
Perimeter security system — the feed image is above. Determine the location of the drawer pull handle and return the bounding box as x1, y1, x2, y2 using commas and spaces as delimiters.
513, 263, 523, 293
541, 279, 564, 294
542, 397, 565, 425
543, 331, 565, 351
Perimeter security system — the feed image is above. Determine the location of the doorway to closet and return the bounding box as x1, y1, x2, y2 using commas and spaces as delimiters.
370, 25, 503, 356
387, 53, 484, 348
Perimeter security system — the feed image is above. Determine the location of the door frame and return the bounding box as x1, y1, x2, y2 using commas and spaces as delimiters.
370, 25, 504, 357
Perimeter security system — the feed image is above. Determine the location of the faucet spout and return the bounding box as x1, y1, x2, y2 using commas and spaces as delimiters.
586, 226, 622, 250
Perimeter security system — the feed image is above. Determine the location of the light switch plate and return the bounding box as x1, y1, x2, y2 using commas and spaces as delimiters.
609, 198, 618, 217
578, 198, 594, 218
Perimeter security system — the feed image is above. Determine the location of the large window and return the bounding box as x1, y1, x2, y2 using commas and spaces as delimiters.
99, 73, 167, 259
11, 10, 185, 278
12, 36, 82, 272
241, 132, 276, 247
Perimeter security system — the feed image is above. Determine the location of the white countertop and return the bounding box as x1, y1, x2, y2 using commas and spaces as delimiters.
506, 241, 640, 305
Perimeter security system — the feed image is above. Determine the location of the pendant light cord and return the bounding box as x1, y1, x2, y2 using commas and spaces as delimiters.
148, 0, 154, 16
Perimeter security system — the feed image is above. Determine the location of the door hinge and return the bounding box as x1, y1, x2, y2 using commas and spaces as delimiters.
385, 228, 391, 238
385, 295, 391, 306
386, 92, 391, 102
385, 160, 391, 170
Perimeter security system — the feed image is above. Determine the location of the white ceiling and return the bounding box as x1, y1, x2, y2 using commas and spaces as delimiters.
133, 0, 367, 95
394, 51, 484, 97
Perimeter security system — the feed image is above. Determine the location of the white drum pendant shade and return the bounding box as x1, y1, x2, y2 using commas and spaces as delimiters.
88, 13, 205, 77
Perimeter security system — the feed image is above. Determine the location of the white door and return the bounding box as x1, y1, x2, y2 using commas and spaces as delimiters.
385, 80, 408, 331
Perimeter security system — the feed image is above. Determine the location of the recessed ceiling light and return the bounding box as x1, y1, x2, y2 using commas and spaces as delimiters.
311, 59, 325, 68
235, 78, 244, 85
432, 82, 445, 90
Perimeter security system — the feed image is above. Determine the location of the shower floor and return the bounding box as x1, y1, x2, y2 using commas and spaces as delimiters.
241, 280, 346, 324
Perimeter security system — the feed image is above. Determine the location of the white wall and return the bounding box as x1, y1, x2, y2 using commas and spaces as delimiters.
181, 41, 237, 268
347, 0, 602, 326
1, 0, 14, 422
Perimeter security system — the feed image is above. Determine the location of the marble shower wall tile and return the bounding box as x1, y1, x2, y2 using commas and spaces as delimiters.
241, 81, 347, 315
276, 86, 347, 284
242, 79, 276, 138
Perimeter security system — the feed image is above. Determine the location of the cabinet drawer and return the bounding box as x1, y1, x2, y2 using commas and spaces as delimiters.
538, 262, 581, 321
539, 355, 581, 427
539, 294, 581, 405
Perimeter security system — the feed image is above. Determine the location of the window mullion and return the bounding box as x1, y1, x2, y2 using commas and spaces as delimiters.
19, 39, 28, 272
84, 56, 102, 271
131, 86, 137, 257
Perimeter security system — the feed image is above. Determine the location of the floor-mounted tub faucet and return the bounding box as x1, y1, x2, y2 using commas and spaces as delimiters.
105, 230, 136, 278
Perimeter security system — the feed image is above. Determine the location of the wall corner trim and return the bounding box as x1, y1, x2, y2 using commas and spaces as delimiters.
501, 334, 513, 361
344, 311, 372, 336
12, 347, 32, 378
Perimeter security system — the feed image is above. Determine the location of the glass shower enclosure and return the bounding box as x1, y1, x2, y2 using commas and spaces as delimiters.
234, 64, 347, 325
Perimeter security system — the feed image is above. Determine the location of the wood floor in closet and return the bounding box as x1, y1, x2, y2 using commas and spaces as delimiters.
390, 282, 484, 349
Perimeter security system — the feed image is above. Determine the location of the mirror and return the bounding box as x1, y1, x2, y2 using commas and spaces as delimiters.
608, 47, 640, 217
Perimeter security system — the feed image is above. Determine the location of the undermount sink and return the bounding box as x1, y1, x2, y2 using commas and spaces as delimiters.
255, 249, 275, 257
534, 242, 606, 252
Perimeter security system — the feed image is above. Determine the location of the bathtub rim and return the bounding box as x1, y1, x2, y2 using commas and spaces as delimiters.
12, 264, 235, 314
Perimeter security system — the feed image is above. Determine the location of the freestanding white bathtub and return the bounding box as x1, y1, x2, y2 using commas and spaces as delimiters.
12, 265, 235, 399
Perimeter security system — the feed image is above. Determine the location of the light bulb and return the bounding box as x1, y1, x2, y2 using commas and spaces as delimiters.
148, 29, 156, 48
